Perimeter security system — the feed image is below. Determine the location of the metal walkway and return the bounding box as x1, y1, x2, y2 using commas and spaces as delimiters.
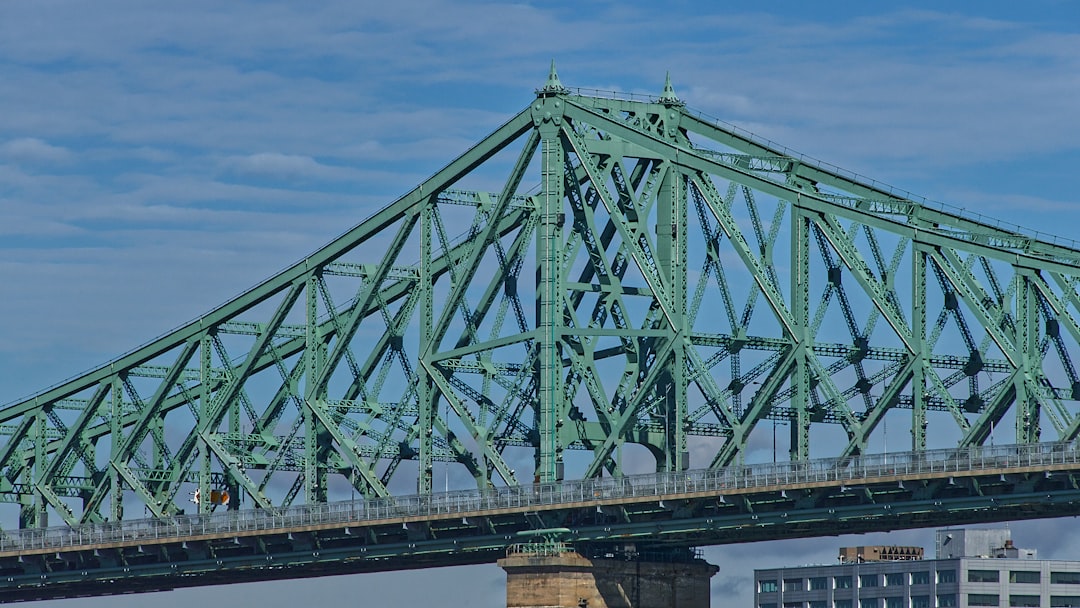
3, 442, 1080, 602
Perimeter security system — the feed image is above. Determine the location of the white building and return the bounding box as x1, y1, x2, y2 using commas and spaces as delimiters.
754, 530, 1080, 608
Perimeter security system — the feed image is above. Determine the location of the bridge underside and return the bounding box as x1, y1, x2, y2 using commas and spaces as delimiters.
4, 457, 1080, 603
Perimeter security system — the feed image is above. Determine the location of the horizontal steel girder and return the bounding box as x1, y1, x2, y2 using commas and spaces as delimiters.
2, 442, 1080, 601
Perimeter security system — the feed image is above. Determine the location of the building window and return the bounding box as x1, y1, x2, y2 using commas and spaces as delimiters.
1051, 596, 1080, 607
1010, 571, 1040, 584
810, 601, 827, 608
785, 579, 806, 593
760, 580, 778, 593
1053, 572, 1080, 585
886, 573, 905, 587
969, 570, 1001, 583
1009, 596, 1040, 608
835, 601, 852, 608
760, 604, 777, 608
861, 574, 880, 588
937, 594, 957, 608
887, 597, 904, 608
968, 594, 999, 607
811, 577, 829, 591
785, 602, 803, 608
860, 599, 879, 608
911, 572, 930, 586
911, 597, 930, 608
836, 576, 853, 589
937, 570, 957, 585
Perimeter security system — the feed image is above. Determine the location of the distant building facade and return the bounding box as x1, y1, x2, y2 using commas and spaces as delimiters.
754, 529, 1080, 608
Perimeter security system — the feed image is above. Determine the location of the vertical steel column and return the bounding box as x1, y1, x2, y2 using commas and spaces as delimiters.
225, 335, 241, 510
152, 413, 165, 471
790, 206, 811, 460
109, 378, 124, 521
418, 201, 436, 494
532, 92, 566, 483
1017, 275, 1040, 443
305, 274, 328, 503
198, 334, 213, 514
30, 410, 47, 527
656, 162, 688, 471
911, 245, 928, 450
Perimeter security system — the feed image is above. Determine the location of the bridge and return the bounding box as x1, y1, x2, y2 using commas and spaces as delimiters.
4, 65, 1080, 603
3, 443, 1080, 602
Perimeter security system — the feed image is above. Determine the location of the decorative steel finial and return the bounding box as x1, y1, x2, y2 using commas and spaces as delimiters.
537, 59, 569, 97
658, 72, 684, 106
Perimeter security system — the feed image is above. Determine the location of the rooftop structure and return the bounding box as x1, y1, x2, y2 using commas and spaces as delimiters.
936, 529, 1036, 561
839, 546, 925, 564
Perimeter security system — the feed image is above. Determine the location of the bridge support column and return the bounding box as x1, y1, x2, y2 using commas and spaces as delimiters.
498, 550, 718, 608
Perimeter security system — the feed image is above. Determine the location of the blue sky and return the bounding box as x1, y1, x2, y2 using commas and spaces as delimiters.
3, 1, 1080, 606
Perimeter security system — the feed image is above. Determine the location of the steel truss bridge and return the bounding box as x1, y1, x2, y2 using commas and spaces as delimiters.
5, 65, 1080, 600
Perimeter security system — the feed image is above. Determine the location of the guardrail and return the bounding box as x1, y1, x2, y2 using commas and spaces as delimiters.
506, 541, 573, 557
3, 441, 1077, 556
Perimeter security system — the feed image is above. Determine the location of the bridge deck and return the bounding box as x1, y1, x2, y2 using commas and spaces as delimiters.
3, 442, 1080, 604
2, 442, 1074, 557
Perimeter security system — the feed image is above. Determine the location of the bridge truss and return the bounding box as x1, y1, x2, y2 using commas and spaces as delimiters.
4, 65, 1080, 535
4, 443, 1080, 603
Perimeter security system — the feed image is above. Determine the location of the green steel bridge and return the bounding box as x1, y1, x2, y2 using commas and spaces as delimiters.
5, 65, 1080, 600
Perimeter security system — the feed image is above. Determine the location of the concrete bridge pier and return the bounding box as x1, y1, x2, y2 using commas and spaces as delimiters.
498, 547, 718, 608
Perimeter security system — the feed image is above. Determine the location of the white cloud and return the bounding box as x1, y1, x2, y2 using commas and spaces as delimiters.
0, 137, 71, 163
222, 152, 337, 181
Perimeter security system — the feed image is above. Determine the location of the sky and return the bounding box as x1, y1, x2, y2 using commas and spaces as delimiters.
3, 0, 1080, 606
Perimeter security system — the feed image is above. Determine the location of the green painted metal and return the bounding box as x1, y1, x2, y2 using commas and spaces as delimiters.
4, 443, 1080, 602
4, 66, 1080, 529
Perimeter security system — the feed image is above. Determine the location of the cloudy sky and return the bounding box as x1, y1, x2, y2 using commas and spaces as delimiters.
3, 1, 1080, 606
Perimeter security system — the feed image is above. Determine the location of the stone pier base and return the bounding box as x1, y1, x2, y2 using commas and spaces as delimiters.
498, 551, 718, 608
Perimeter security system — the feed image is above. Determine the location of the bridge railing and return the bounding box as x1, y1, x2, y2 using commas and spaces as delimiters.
2, 441, 1077, 555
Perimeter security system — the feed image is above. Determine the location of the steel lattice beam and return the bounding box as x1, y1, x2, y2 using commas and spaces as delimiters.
4, 67, 1080, 530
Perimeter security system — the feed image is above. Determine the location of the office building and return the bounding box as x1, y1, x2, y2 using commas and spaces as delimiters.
754, 529, 1080, 608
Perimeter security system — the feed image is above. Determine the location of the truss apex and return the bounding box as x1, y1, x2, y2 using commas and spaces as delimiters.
658, 71, 684, 107
537, 59, 569, 97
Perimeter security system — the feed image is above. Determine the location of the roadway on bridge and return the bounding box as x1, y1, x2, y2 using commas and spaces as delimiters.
4, 442, 1080, 603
